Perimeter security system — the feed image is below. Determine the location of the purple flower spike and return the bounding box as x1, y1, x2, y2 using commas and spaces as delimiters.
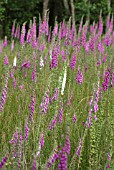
58, 152, 68, 170
0, 77, 8, 113
29, 94, 35, 122
9, 130, 18, 144
106, 163, 110, 169
33, 157, 37, 170
76, 67, 83, 84
40, 92, 49, 114
21, 60, 31, 69
4, 55, 9, 65
102, 68, 111, 92
76, 139, 82, 157
3, 36, 8, 47
70, 53, 76, 70
37, 134, 44, 156
47, 148, 58, 169
107, 154, 111, 161
32, 65, 36, 81
24, 122, 29, 141
73, 114, 77, 123
58, 108, 63, 123
94, 103, 98, 113
0, 156, 8, 169
49, 117, 57, 130
20, 22, 26, 45
50, 88, 59, 103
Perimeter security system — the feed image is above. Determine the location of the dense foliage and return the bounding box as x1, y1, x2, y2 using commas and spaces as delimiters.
0, 0, 114, 38
0, 13, 114, 169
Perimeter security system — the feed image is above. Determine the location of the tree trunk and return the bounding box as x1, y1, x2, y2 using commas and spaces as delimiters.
0, 24, 3, 39
63, 0, 70, 13
42, 0, 49, 19
70, 0, 75, 25
107, 0, 111, 12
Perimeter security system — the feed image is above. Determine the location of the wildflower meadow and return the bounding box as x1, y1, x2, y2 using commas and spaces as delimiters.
0, 14, 114, 170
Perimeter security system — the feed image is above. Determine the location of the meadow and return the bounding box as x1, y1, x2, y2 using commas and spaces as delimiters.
0, 15, 114, 170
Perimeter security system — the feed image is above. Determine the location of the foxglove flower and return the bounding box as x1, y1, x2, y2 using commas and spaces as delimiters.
0, 77, 8, 113
32, 65, 36, 81
29, 94, 35, 121
50, 55, 58, 69
94, 115, 98, 121
102, 56, 107, 63
81, 31, 87, 47
104, 33, 111, 46
89, 36, 95, 51
11, 20, 16, 37
70, 53, 76, 70
76, 139, 82, 157
78, 17, 83, 34
9, 71, 14, 79
13, 56, 17, 67
76, 67, 83, 84
39, 44, 45, 51
3, 36, 8, 47
50, 88, 59, 102
11, 40, 14, 51
39, 17, 48, 36
40, 92, 49, 114
19, 85, 24, 90
0, 156, 8, 169
61, 66, 67, 95
63, 136, 70, 155
98, 16, 103, 35
36, 134, 44, 156
20, 22, 26, 45
40, 56, 44, 70
87, 109, 93, 128
26, 29, 31, 43
53, 24, 58, 36
97, 40, 104, 54
58, 152, 67, 170
107, 154, 111, 161
61, 50, 66, 62
47, 148, 58, 169
85, 42, 89, 53
14, 24, 18, 38
32, 18, 37, 48
49, 116, 57, 130
9, 130, 18, 145
66, 93, 73, 107
73, 114, 77, 123
24, 121, 29, 141
21, 60, 31, 69
106, 163, 110, 169
102, 68, 111, 92
4, 55, 9, 65
94, 102, 98, 113
97, 60, 101, 67
33, 157, 37, 170
58, 107, 63, 123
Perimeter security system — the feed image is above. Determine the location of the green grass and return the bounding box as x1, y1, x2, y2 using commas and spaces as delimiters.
0, 21, 114, 170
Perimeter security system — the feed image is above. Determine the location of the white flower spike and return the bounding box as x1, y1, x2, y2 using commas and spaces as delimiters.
13, 56, 17, 67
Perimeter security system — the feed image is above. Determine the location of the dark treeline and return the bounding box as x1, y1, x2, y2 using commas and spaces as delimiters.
0, 0, 114, 38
